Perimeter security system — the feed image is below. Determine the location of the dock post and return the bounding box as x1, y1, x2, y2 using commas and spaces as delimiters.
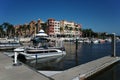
75, 38, 78, 65
76, 38, 78, 50
13, 52, 21, 66
111, 33, 116, 57
14, 52, 18, 64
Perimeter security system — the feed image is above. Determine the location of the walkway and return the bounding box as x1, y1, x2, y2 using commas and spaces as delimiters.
50, 56, 120, 80
0, 53, 52, 80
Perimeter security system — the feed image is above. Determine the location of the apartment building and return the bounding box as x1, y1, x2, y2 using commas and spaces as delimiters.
47, 18, 60, 36
60, 20, 82, 37
15, 18, 82, 37
54, 21, 60, 35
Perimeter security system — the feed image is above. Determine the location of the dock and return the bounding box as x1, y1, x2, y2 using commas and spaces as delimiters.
1, 52, 120, 80
40, 56, 120, 80
0, 53, 52, 80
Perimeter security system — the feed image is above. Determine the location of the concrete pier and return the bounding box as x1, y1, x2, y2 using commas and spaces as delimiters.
0, 53, 52, 80
49, 56, 120, 80
0, 52, 120, 80
51, 56, 120, 80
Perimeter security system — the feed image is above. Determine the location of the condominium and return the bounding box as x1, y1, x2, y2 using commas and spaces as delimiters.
60, 20, 82, 37
47, 18, 60, 36
47, 19, 82, 37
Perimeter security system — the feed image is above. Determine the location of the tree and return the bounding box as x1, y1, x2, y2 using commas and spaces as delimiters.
0, 25, 4, 37
2, 22, 15, 38
7, 24, 15, 38
82, 28, 94, 37
23, 24, 28, 36
65, 25, 68, 30
2, 22, 9, 37
69, 27, 73, 31
41, 23, 48, 33
60, 26, 64, 32
26, 24, 30, 36
75, 27, 78, 31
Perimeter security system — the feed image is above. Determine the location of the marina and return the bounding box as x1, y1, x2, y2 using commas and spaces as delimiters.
0, 51, 120, 80
0, 36, 120, 80
0, 38, 21, 50
0, 0, 120, 80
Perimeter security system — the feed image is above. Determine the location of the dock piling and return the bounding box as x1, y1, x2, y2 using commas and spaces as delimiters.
111, 33, 116, 57
13, 52, 21, 66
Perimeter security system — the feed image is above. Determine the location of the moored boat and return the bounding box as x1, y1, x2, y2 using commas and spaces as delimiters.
0, 41, 21, 50
14, 47, 66, 63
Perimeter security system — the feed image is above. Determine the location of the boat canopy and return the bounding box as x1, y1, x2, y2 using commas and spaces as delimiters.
31, 37, 49, 43
35, 29, 48, 37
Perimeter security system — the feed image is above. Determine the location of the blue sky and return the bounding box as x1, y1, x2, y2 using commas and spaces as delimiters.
0, 0, 120, 35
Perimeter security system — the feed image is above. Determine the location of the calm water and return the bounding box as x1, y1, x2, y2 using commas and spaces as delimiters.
27, 42, 120, 80
1, 42, 120, 80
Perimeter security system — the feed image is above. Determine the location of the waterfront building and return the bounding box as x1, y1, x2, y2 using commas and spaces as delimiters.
14, 18, 82, 37
60, 20, 82, 37
47, 18, 60, 36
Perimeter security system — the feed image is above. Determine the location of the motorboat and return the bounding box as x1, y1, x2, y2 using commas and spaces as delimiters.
13, 32, 66, 64
14, 46, 66, 63
0, 41, 21, 50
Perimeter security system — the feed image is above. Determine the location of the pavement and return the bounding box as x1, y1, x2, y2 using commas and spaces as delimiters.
0, 53, 52, 80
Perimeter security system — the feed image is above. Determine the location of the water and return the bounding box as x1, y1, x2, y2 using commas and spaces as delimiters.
1, 42, 120, 80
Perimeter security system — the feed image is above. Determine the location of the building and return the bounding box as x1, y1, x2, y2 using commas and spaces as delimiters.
14, 18, 82, 37
60, 20, 82, 37
54, 21, 60, 35
47, 18, 60, 36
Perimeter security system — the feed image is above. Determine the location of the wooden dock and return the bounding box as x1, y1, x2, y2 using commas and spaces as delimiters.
0, 52, 120, 80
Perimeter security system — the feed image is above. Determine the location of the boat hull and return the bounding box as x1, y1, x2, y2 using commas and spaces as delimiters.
15, 47, 66, 63
0, 45, 21, 50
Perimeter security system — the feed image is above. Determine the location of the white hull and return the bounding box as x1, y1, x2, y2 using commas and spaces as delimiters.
14, 47, 66, 63
0, 44, 21, 50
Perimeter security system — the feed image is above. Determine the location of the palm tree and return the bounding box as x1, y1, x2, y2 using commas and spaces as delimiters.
26, 24, 30, 36
23, 24, 28, 37
69, 27, 73, 31
2, 22, 15, 38
0, 25, 4, 37
75, 27, 78, 31
60, 26, 64, 32
7, 24, 15, 38
41, 23, 48, 34
82, 29, 94, 37
16, 27, 21, 37
2, 22, 9, 37
19, 25, 23, 37
65, 25, 68, 30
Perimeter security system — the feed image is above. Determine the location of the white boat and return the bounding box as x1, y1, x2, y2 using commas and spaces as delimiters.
105, 38, 112, 43
13, 33, 66, 64
0, 41, 21, 50
91, 39, 99, 44
14, 47, 66, 63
